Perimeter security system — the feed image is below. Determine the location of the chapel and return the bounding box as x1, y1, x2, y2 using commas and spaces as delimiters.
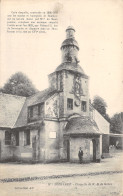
0, 26, 110, 163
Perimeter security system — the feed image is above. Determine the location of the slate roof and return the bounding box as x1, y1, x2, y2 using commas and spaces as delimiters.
26, 88, 57, 107
0, 93, 26, 128
14, 88, 57, 128
56, 62, 88, 78
61, 38, 79, 50
0, 88, 57, 129
65, 117, 102, 135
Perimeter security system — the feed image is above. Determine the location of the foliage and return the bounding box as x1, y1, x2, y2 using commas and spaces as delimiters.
110, 112, 123, 134
92, 95, 110, 122
92, 95, 108, 118
1, 72, 38, 97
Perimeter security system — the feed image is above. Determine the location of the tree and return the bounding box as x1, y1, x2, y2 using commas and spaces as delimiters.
1, 72, 38, 97
92, 95, 110, 122
92, 95, 107, 115
110, 112, 123, 134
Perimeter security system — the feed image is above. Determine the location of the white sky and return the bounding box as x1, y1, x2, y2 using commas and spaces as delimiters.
0, 0, 123, 117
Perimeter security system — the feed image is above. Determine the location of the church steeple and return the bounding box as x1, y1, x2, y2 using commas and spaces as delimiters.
61, 26, 79, 64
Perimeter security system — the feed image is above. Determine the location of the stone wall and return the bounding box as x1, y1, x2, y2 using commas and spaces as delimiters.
63, 70, 89, 117
0, 129, 13, 161
59, 121, 68, 160
44, 120, 60, 162
12, 129, 34, 162
0, 126, 46, 162
69, 136, 101, 163
70, 137, 91, 162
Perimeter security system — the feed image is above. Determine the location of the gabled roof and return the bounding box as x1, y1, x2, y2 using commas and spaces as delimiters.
0, 93, 26, 128
26, 88, 57, 107
14, 88, 57, 128
0, 88, 57, 129
65, 116, 102, 135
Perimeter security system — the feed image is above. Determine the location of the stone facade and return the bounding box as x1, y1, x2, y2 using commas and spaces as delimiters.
0, 26, 110, 163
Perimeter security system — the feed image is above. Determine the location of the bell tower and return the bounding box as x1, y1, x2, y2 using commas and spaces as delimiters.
61, 26, 79, 64
48, 26, 89, 118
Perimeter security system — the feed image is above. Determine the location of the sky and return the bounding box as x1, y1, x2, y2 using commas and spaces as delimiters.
0, 0, 123, 117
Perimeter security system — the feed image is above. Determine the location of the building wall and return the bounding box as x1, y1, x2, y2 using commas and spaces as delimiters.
70, 137, 91, 162
28, 103, 44, 123
0, 130, 13, 161
9, 125, 46, 162
0, 121, 60, 163
59, 120, 68, 160
63, 70, 89, 117
48, 69, 89, 119
45, 94, 59, 119
59, 93, 64, 118
69, 136, 101, 163
12, 130, 33, 162
58, 119, 102, 163
44, 120, 60, 162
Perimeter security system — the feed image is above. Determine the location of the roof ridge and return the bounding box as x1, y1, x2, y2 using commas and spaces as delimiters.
0, 92, 26, 98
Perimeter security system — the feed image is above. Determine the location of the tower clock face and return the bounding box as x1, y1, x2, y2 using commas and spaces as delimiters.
75, 99, 80, 106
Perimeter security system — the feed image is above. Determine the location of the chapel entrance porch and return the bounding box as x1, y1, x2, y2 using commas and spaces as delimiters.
63, 134, 101, 163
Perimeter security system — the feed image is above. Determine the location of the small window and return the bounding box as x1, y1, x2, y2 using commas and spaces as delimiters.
16, 132, 19, 146
67, 98, 73, 110
28, 106, 33, 118
49, 131, 56, 139
24, 130, 30, 146
81, 101, 87, 112
38, 103, 44, 116
5, 131, 11, 145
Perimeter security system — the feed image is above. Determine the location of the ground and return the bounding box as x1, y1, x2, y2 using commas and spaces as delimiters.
0, 149, 123, 196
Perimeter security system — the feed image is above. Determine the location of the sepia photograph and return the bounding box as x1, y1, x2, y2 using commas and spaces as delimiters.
0, 0, 123, 195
